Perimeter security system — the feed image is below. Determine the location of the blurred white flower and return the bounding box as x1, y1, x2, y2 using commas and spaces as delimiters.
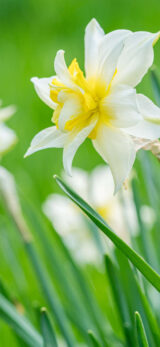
26, 18, 160, 193
43, 191, 99, 264
0, 166, 31, 241
140, 205, 156, 227
0, 103, 17, 156
43, 166, 139, 262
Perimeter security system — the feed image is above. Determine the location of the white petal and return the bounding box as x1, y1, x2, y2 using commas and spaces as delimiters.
62, 168, 89, 202
54, 50, 77, 90
63, 116, 98, 175
31, 77, 57, 109
102, 85, 141, 128
99, 30, 131, 63
125, 94, 160, 139
113, 31, 160, 87
85, 18, 104, 79
43, 194, 83, 236
93, 125, 136, 193
0, 105, 16, 122
90, 165, 115, 206
25, 126, 67, 157
58, 96, 82, 132
0, 124, 17, 155
98, 30, 131, 86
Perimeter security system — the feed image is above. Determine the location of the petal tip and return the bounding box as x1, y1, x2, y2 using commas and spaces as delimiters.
30, 77, 38, 84
86, 18, 100, 29
24, 147, 32, 158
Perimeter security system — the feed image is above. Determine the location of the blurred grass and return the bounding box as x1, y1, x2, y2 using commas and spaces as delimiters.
1, 0, 160, 345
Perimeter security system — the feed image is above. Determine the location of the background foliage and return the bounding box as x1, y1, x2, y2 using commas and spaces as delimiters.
1, 0, 160, 346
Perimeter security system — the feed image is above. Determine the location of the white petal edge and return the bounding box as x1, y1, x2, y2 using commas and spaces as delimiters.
90, 165, 115, 206
54, 50, 78, 90
31, 77, 57, 110
113, 31, 160, 87
63, 116, 98, 176
24, 126, 67, 157
98, 30, 131, 87
125, 94, 160, 139
102, 84, 141, 128
85, 18, 104, 79
92, 125, 136, 193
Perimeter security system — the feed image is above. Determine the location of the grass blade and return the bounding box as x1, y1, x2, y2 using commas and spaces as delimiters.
135, 279, 160, 346
0, 293, 43, 347
40, 307, 58, 347
105, 254, 133, 346
151, 69, 160, 106
135, 311, 149, 347
88, 330, 101, 347
54, 175, 160, 292
25, 241, 75, 347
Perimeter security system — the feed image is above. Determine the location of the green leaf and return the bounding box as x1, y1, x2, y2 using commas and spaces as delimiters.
25, 241, 75, 347
88, 330, 101, 347
131, 179, 152, 264
0, 293, 43, 347
135, 311, 149, 347
54, 175, 160, 292
40, 307, 58, 347
105, 255, 133, 346
22, 197, 95, 338
151, 69, 160, 107
135, 278, 160, 346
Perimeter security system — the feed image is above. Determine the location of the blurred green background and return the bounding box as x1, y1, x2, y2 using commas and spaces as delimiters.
1, 1, 160, 345
1, 0, 160, 206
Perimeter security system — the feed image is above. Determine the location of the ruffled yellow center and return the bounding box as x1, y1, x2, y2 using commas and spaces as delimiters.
50, 59, 113, 139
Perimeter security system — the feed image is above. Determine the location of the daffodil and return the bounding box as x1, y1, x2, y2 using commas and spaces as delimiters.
0, 103, 17, 156
26, 19, 160, 192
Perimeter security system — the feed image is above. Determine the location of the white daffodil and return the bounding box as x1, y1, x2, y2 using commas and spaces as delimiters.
26, 19, 160, 192
0, 103, 17, 156
43, 166, 139, 262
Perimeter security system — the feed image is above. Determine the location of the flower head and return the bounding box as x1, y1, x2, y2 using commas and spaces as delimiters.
0, 103, 17, 156
25, 19, 160, 192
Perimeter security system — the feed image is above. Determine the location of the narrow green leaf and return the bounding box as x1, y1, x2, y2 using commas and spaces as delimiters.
105, 255, 133, 346
135, 279, 160, 346
0, 293, 43, 347
151, 69, 160, 107
54, 175, 160, 292
132, 179, 152, 264
88, 330, 101, 347
22, 197, 93, 337
10, 189, 107, 345
25, 241, 75, 347
40, 307, 58, 347
135, 311, 149, 347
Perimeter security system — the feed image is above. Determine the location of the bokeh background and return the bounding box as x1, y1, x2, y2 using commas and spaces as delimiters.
1, 0, 160, 205
1, 0, 160, 345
